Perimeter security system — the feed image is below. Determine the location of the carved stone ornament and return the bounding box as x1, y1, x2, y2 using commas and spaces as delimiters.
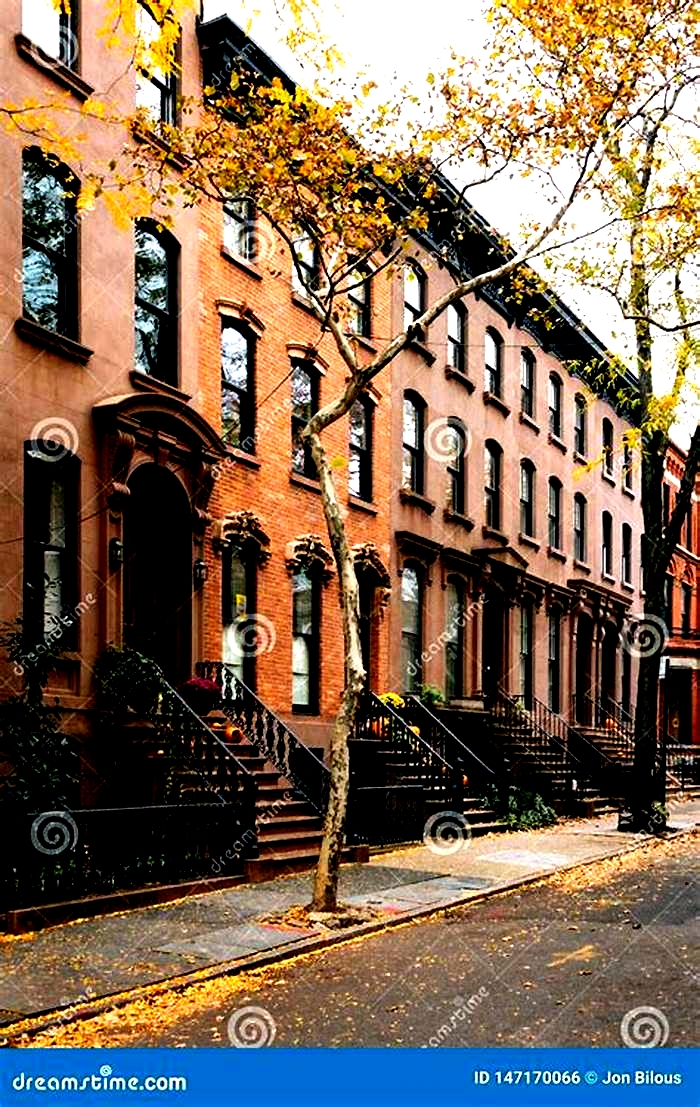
352, 542, 392, 612
213, 511, 272, 565
285, 534, 335, 584
107, 430, 136, 512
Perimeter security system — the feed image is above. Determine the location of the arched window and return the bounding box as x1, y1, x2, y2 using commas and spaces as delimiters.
602, 418, 614, 476
447, 303, 467, 372
484, 440, 502, 530
574, 395, 587, 456
221, 321, 255, 451
445, 577, 466, 700
621, 522, 632, 585
348, 397, 372, 501
602, 510, 613, 576
445, 419, 466, 515
574, 493, 587, 562
548, 477, 562, 549
348, 265, 372, 338
520, 350, 535, 417
519, 460, 535, 537
402, 392, 425, 494
292, 569, 320, 713
135, 1, 178, 125
484, 329, 502, 396
400, 565, 423, 692
22, 148, 79, 339
134, 220, 178, 384
222, 546, 256, 688
291, 360, 320, 478
403, 261, 425, 330
548, 374, 562, 438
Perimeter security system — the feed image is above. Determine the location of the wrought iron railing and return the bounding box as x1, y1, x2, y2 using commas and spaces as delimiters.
354, 692, 463, 812
573, 692, 635, 756
490, 688, 580, 798
200, 662, 330, 815
404, 695, 496, 793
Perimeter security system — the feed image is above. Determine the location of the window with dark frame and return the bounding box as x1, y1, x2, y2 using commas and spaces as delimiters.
23, 442, 79, 649
548, 477, 562, 549
445, 578, 465, 701
134, 221, 178, 384
664, 575, 674, 630
447, 303, 466, 372
400, 565, 422, 693
402, 393, 424, 494
223, 197, 256, 261
623, 442, 633, 490
292, 231, 320, 296
519, 460, 535, 536
348, 397, 372, 501
221, 321, 254, 451
291, 360, 319, 478
574, 493, 587, 561
520, 350, 535, 417
403, 261, 425, 331
602, 510, 613, 576
621, 522, 632, 584
602, 418, 614, 476
484, 329, 502, 396
292, 568, 319, 712
22, 148, 78, 339
520, 602, 533, 708
22, 0, 78, 68
681, 581, 692, 637
446, 420, 466, 515
221, 545, 256, 689
548, 374, 562, 438
484, 441, 502, 530
574, 395, 587, 455
548, 608, 561, 714
135, 1, 178, 125
348, 266, 371, 339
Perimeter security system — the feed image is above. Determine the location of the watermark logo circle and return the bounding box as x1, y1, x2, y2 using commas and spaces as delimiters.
25, 28, 79, 74
30, 811, 78, 855
620, 1006, 669, 1048
424, 418, 471, 464
227, 1006, 277, 1048
99, 1066, 113, 1078
233, 614, 277, 657
423, 810, 472, 855
620, 615, 668, 660
29, 417, 79, 462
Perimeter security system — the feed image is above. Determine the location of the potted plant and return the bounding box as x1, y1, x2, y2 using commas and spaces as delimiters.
180, 676, 221, 717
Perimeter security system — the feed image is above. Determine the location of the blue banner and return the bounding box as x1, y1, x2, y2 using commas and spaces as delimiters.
0, 1049, 697, 1106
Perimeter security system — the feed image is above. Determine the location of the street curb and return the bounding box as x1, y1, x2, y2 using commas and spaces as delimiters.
2, 821, 696, 1045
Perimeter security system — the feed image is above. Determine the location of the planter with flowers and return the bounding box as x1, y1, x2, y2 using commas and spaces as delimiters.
179, 677, 221, 717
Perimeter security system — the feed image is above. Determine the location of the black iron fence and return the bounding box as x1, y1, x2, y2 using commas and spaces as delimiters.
404, 695, 496, 795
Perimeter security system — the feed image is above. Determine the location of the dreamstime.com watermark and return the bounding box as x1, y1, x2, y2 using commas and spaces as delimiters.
423, 988, 489, 1047
408, 594, 487, 679
619, 615, 668, 660
227, 1006, 277, 1048
620, 1006, 670, 1048
30, 810, 79, 855
12, 593, 97, 678
11, 1064, 186, 1093
423, 810, 472, 855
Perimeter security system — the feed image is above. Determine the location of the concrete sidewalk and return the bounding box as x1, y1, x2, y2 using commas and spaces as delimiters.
1, 800, 698, 1028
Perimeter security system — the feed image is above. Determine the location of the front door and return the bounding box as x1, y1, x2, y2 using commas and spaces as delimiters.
482, 587, 504, 701
123, 463, 192, 683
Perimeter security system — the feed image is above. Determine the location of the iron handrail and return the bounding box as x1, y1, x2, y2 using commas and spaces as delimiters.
404, 695, 496, 781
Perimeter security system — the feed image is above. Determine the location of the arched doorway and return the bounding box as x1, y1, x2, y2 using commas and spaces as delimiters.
123, 463, 193, 683
575, 613, 594, 723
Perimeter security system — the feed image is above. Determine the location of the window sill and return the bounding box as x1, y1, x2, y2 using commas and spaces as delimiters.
290, 471, 321, 493
225, 447, 260, 470
621, 580, 635, 593
348, 495, 377, 514
399, 488, 436, 514
519, 412, 540, 434
445, 367, 475, 392
132, 124, 188, 171
291, 291, 319, 317
483, 391, 511, 417
518, 533, 540, 551
573, 559, 591, 574
547, 546, 567, 563
482, 526, 509, 546
292, 705, 320, 716
548, 432, 567, 454
15, 34, 93, 100
573, 451, 588, 465
15, 317, 92, 364
406, 339, 436, 366
602, 471, 616, 487
444, 508, 475, 531
349, 333, 376, 354
221, 247, 263, 281
602, 572, 616, 584
129, 369, 190, 401
622, 484, 635, 499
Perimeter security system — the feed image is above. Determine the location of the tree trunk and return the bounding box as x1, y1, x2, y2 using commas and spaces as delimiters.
307, 430, 366, 912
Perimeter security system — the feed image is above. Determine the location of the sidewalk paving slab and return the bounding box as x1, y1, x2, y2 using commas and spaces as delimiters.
0, 800, 698, 1027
